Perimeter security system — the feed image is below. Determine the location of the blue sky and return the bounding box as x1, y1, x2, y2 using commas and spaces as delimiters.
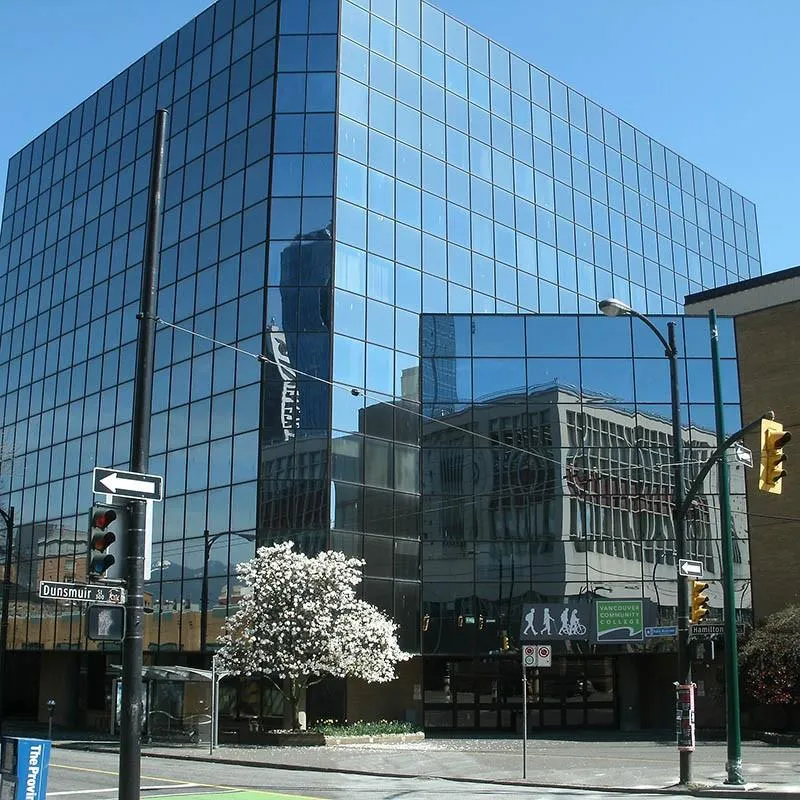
1, 0, 797, 273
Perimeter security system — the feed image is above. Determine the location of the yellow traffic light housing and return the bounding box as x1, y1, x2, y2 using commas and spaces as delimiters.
690, 580, 710, 624
760, 419, 791, 494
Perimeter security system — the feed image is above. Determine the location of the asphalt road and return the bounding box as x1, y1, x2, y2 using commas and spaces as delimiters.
45, 747, 700, 800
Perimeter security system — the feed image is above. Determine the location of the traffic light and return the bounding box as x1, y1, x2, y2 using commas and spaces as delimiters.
690, 580, 710, 624
760, 419, 792, 494
86, 604, 125, 641
501, 630, 510, 651
478, 614, 485, 630
88, 503, 128, 581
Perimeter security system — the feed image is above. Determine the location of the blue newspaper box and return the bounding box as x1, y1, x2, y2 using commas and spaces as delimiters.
0, 738, 51, 800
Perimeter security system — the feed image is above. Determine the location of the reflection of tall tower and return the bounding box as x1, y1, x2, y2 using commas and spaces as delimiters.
272, 224, 332, 433
260, 225, 334, 544
263, 324, 300, 442
421, 316, 457, 416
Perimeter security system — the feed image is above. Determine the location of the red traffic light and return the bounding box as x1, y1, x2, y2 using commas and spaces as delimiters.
92, 509, 117, 530
88, 504, 125, 580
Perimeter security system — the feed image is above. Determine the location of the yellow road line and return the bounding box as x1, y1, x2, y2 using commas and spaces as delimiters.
51, 764, 193, 785
50, 764, 325, 800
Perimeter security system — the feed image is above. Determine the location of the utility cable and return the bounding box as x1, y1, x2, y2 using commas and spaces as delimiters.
156, 315, 711, 477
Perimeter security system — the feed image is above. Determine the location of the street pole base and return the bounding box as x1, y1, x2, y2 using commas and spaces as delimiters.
725, 759, 744, 785
679, 750, 692, 785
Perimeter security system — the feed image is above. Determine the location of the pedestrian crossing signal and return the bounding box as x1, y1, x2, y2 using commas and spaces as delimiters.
87, 604, 125, 641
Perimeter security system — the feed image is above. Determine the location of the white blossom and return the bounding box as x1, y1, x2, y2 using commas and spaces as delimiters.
216, 541, 411, 727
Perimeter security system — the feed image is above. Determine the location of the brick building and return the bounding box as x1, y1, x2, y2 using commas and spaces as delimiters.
686, 266, 800, 622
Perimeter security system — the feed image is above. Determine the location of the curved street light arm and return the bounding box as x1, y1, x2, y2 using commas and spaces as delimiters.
627, 308, 674, 357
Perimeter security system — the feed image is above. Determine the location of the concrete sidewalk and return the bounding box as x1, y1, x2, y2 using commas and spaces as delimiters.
52, 733, 800, 797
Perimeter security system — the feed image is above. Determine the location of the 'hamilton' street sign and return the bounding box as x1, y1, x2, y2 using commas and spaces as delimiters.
93, 467, 163, 502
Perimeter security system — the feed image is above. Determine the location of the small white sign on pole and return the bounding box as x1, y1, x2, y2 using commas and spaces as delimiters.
522, 645, 536, 667
522, 644, 552, 667
535, 644, 552, 667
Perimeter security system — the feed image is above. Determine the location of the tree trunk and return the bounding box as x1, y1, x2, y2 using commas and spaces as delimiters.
289, 678, 301, 730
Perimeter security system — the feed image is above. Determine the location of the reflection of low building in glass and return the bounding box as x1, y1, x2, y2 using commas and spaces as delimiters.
422, 384, 749, 625
259, 432, 330, 555
419, 313, 750, 732
36, 524, 87, 584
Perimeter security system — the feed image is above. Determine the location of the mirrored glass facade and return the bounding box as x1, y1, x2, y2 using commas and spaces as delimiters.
0, 0, 758, 729
419, 314, 750, 654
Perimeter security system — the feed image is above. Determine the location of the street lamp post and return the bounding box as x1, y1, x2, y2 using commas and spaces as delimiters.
200, 530, 256, 655
599, 299, 693, 785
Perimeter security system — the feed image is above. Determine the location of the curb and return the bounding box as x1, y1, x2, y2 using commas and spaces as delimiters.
54, 742, 800, 798
757, 732, 800, 747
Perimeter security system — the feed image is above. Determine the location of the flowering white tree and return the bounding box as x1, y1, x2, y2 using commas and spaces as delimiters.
216, 541, 410, 729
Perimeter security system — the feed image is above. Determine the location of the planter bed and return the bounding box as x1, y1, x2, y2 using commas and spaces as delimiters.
260, 731, 425, 747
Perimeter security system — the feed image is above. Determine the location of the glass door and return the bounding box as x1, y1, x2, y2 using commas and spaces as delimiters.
526, 656, 616, 729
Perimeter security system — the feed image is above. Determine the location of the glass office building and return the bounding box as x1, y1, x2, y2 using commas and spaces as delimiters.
0, 0, 758, 731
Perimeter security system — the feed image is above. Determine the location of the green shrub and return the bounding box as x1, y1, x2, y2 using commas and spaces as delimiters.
310, 719, 421, 736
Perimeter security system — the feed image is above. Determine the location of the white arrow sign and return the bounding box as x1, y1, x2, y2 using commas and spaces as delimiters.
679, 559, 704, 578
93, 467, 163, 502
101, 472, 156, 495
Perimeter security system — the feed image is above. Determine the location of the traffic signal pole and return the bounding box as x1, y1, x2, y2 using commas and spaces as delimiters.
709, 309, 744, 785
119, 108, 167, 800
666, 322, 692, 786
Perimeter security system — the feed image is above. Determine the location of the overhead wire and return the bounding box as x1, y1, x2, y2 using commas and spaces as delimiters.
147, 316, 780, 598
155, 315, 713, 477
149, 312, 776, 571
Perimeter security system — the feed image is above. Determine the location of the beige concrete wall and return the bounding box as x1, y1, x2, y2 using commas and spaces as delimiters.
736, 304, 800, 621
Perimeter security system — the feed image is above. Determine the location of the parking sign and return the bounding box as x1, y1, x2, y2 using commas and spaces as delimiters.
522, 644, 552, 667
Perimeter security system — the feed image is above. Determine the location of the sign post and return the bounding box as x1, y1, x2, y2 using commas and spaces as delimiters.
521, 658, 527, 779
119, 108, 168, 800
521, 644, 552, 779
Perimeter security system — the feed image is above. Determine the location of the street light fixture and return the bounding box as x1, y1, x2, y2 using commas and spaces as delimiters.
200, 530, 256, 654
597, 297, 630, 317
599, 298, 693, 785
